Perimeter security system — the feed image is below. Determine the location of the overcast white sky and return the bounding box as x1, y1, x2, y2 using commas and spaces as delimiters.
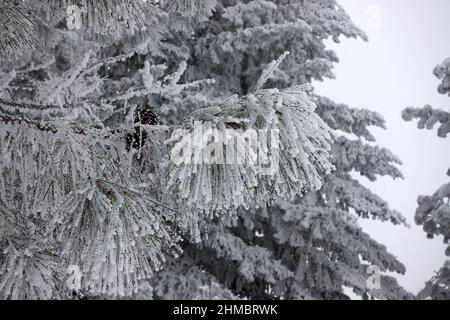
313, 0, 450, 294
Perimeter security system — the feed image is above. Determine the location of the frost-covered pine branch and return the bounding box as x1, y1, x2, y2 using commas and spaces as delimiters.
165, 55, 334, 218
403, 105, 450, 138
162, 0, 217, 32
0, 1, 38, 59
418, 261, 450, 300
45, 0, 160, 38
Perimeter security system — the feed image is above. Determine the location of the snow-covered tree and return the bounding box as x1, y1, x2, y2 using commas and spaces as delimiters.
403, 58, 450, 300
146, 0, 411, 300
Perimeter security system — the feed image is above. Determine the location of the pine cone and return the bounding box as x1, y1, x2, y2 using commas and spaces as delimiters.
135, 106, 158, 126
126, 105, 158, 150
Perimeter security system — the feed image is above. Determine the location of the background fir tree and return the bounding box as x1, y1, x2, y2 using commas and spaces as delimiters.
148, 0, 412, 300
403, 57, 450, 300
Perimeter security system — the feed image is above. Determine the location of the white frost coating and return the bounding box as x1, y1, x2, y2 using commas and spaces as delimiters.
255, 51, 290, 91
165, 83, 334, 217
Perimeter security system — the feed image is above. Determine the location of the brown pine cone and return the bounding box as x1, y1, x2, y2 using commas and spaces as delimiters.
126, 105, 158, 151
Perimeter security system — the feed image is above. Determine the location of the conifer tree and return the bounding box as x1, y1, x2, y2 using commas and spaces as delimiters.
148, 0, 411, 300
403, 58, 450, 300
